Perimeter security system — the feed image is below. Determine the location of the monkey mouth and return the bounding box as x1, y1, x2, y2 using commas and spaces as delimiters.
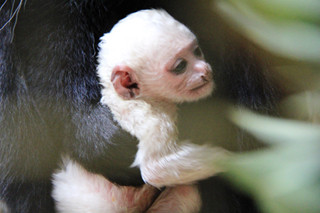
190, 81, 210, 92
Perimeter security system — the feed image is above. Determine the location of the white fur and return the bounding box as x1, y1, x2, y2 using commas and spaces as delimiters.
97, 9, 195, 79
52, 159, 157, 213
97, 9, 227, 187
52, 159, 117, 213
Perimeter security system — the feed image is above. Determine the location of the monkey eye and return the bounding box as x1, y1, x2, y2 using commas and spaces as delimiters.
193, 46, 203, 57
171, 59, 188, 75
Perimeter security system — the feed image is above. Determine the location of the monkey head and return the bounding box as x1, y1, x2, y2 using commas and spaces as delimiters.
98, 9, 214, 103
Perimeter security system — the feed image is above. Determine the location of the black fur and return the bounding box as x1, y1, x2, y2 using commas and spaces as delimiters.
0, 1, 145, 212
0, 0, 281, 212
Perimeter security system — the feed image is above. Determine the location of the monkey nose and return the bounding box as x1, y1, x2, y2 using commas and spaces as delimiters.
201, 72, 212, 82
200, 67, 212, 82
195, 62, 211, 73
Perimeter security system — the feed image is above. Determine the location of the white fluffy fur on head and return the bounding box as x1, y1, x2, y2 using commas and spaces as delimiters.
97, 9, 196, 93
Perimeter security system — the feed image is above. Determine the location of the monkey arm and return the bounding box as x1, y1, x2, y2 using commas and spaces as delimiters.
138, 143, 228, 188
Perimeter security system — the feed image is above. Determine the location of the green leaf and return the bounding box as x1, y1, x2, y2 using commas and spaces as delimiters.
241, 0, 320, 21
229, 108, 320, 144
222, 108, 320, 213
222, 140, 320, 213
215, 0, 320, 63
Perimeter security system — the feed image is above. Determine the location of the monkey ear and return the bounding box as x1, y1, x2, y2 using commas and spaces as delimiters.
111, 65, 140, 99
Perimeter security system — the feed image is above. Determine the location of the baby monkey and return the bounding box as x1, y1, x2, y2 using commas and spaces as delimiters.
53, 9, 227, 212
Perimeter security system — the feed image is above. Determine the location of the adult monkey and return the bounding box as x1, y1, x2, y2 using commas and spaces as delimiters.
0, 0, 281, 212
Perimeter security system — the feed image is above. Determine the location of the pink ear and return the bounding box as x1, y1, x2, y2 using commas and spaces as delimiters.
111, 65, 140, 99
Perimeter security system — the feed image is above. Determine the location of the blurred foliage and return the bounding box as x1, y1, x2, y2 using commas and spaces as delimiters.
214, 0, 320, 213
226, 109, 320, 213
215, 0, 320, 64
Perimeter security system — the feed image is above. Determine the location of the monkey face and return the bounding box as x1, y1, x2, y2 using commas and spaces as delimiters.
140, 40, 215, 103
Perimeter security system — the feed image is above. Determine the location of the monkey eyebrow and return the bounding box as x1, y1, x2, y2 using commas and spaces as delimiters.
165, 39, 198, 71
177, 39, 198, 56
